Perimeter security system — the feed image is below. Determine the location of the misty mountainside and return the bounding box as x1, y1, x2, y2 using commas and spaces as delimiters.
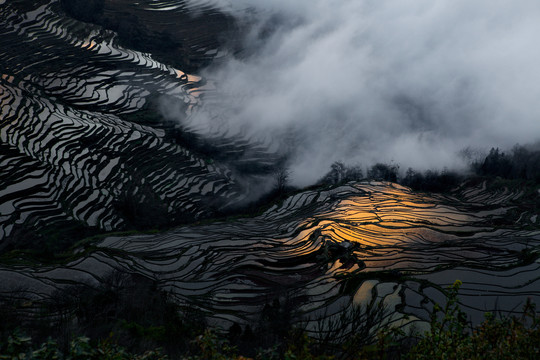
1, 0, 540, 346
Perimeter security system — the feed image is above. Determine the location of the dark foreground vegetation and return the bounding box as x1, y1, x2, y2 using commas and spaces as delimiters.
1, 280, 539, 359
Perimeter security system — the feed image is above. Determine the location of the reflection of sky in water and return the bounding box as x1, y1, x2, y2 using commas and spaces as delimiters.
1, 0, 538, 333
81, 40, 97, 50
174, 69, 202, 83
1, 74, 14, 82
303, 183, 530, 280
0, 177, 537, 330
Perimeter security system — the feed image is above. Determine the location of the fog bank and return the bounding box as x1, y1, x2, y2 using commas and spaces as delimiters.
179, 0, 540, 186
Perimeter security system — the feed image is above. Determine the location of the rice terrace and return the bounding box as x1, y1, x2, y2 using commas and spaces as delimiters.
1, 1, 540, 358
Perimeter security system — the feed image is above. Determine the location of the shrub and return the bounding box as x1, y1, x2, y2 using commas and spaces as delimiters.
408, 281, 540, 360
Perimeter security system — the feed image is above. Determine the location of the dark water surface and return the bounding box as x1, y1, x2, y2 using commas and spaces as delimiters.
1, 0, 539, 335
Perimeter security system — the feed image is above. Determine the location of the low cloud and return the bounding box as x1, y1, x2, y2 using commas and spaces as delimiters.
177, 0, 540, 186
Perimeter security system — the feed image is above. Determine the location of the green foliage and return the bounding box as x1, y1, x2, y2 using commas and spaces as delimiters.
3, 279, 540, 360
462, 299, 540, 359
359, 326, 407, 360
0, 272, 206, 358
282, 330, 334, 360
0, 333, 167, 360
409, 281, 540, 360
0, 329, 33, 359
409, 280, 468, 359
32, 338, 62, 360
120, 322, 166, 343
184, 329, 239, 360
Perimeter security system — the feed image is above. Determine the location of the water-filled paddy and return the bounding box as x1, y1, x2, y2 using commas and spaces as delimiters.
1, 0, 539, 337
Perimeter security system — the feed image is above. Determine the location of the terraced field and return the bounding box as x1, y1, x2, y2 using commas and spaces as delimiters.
0, 0, 277, 250
1, 181, 539, 335
1, 0, 540, 339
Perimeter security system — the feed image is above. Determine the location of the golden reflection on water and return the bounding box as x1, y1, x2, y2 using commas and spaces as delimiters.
309, 186, 485, 284
81, 40, 97, 50
1, 74, 14, 83
315, 187, 476, 250
299, 184, 521, 296
174, 69, 201, 83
